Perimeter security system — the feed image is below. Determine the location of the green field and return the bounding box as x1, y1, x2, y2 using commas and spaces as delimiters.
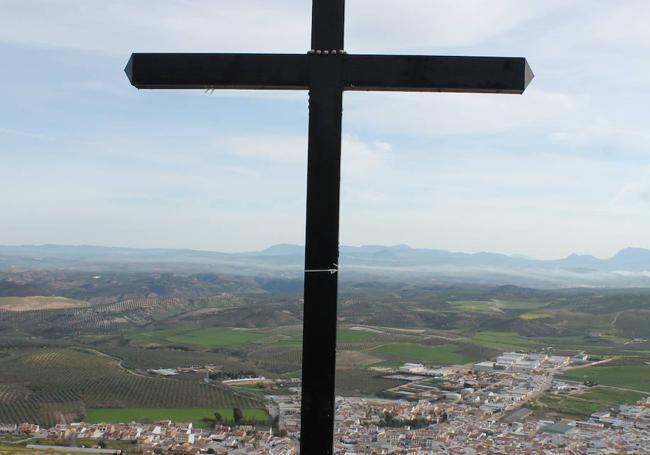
469, 331, 540, 351
87, 408, 270, 428
370, 343, 475, 365
337, 327, 377, 343
0, 445, 50, 455
447, 300, 501, 313
560, 364, 650, 392
447, 299, 548, 313
536, 388, 646, 419
275, 326, 377, 346
132, 328, 266, 348
493, 299, 548, 310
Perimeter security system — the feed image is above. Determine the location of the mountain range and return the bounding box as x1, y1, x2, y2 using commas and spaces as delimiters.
1, 244, 650, 288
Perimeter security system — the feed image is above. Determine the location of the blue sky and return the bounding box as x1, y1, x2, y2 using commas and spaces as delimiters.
1, 0, 649, 259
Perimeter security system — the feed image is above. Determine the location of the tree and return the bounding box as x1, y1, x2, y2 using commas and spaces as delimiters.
382, 411, 395, 427
233, 407, 243, 424
271, 415, 280, 436
213, 411, 223, 423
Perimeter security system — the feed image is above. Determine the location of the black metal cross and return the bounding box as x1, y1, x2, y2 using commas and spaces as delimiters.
125, 1, 533, 453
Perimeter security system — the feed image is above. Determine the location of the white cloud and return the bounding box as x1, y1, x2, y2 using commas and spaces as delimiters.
224, 135, 307, 165
0, 0, 310, 54
345, 88, 577, 137
620, 183, 650, 203
222, 133, 393, 179
342, 137, 393, 179
534, 1, 650, 54
346, 0, 569, 52
617, 166, 650, 205
0, 0, 569, 54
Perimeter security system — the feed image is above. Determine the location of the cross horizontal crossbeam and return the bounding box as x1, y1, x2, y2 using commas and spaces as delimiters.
344, 55, 533, 94
126, 53, 533, 94
125, 53, 308, 90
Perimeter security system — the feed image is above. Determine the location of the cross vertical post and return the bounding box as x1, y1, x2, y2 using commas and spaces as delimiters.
300, 1, 346, 453
124, 0, 533, 451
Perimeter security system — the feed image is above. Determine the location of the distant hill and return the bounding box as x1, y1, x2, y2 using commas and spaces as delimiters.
608, 247, 650, 269
1, 243, 649, 288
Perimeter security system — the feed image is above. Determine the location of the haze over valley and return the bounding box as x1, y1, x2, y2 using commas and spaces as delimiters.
2, 243, 650, 288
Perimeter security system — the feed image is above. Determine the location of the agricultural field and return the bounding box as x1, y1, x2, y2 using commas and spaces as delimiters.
87, 407, 270, 428
336, 327, 380, 343
247, 345, 303, 374
99, 346, 226, 370
273, 326, 382, 346
3, 438, 141, 455
335, 368, 407, 396
0, 297, 192, 336
559, 362, 650, 393
1, 275, 650, 428
130, 327, 267, 348
447, 299, 550, 313
468, 331, 541, 351
0, 348, 263, 426
0, 445, 55, 455
519, 313, 552, 320
535, 387, 647, 419
0, 296, 88, 312
492, 299, 550, 310
447, 300, 503, 313
335, 350, 383, 367
613, 310, 650, 338
369, 343, 476, 365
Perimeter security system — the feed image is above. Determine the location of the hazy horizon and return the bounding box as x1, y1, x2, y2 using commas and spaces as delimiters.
3, 240, 650, 262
